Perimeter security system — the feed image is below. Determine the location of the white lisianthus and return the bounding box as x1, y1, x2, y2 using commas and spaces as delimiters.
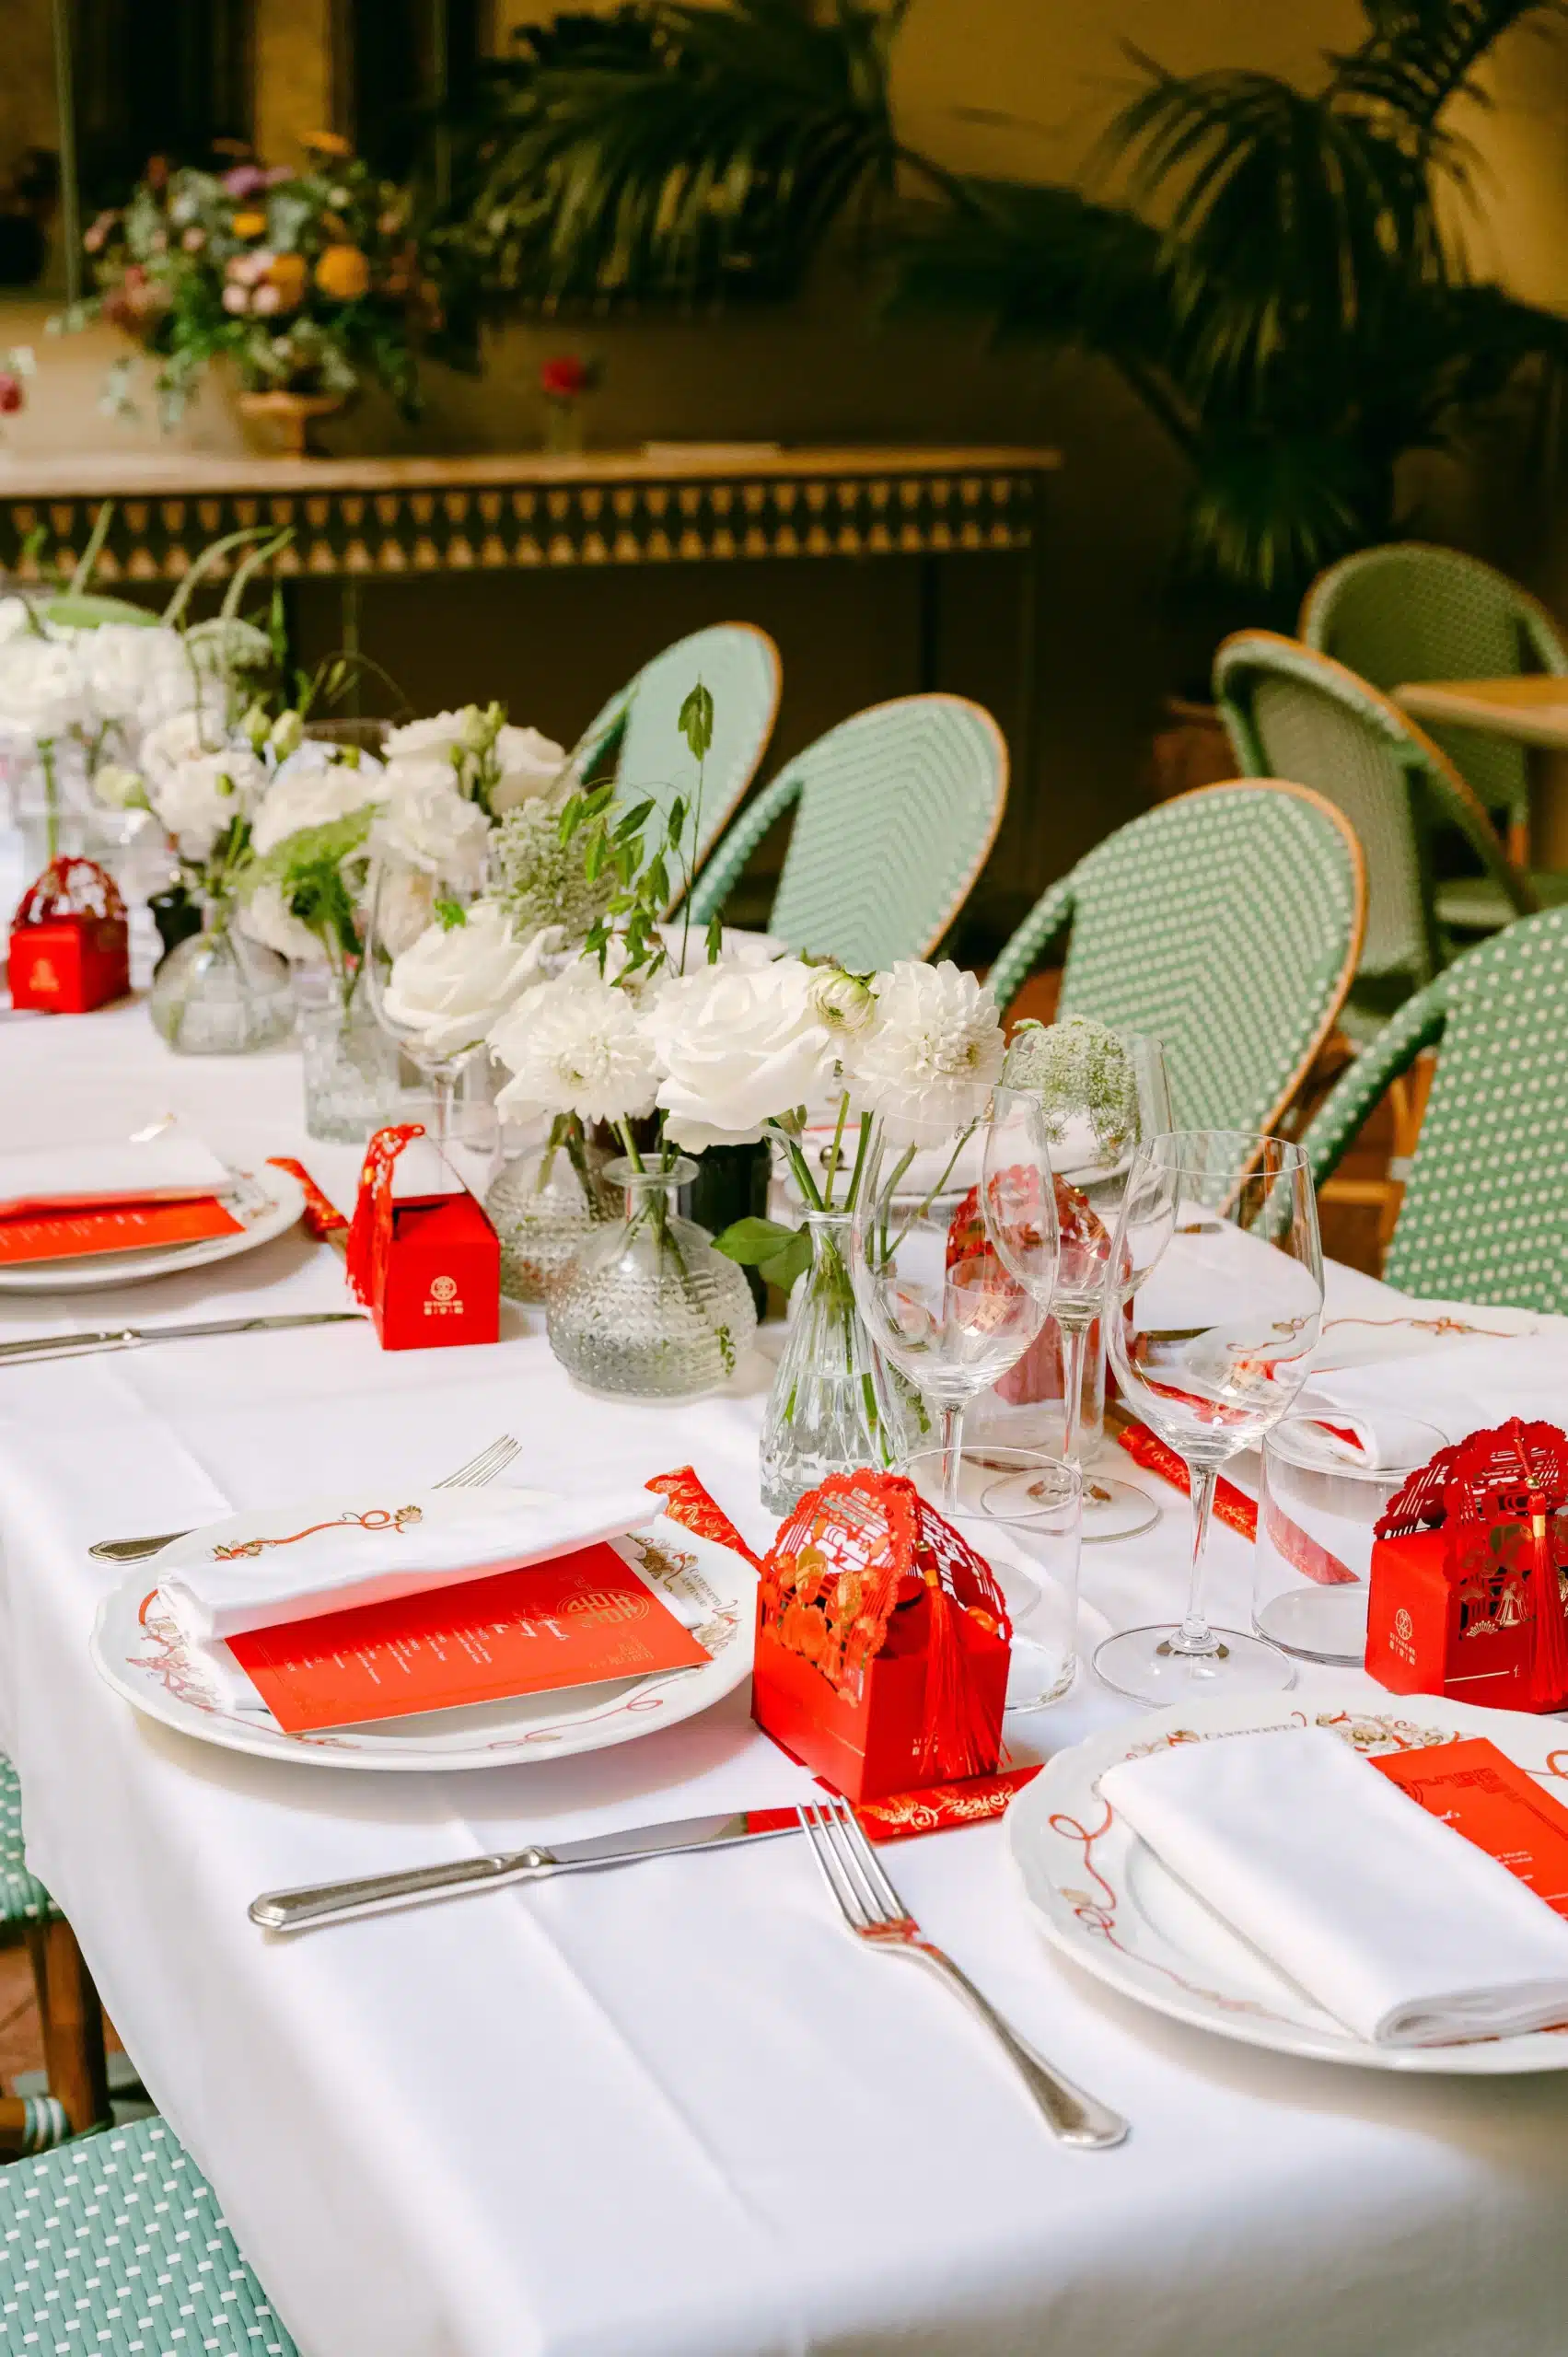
384, 710, 470, 763
90, 761, 148, 810
149, 745, 266, 862
0, 634, 86, 742
140, 705, 224, 792
846, 960, 1005, 1137
384, 900, 557, 1058
250, 757, 382, 856
0, 598, 34, 645
371, 758, 491, 881
491, 724, 567, 813
238, 879, 322, 964
78, 624, 172, 729
646, 958, 830, 1150
490, 966, 660, 1127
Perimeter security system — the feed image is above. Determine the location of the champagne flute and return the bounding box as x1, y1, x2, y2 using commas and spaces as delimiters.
850, 1097, 1056, 1515
985, 1029, 1171, 1539
364, 856, 485, 1155
1094, 1130, 1324, 1700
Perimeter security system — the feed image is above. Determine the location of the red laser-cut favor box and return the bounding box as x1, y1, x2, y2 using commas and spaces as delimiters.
346, 1124, 500, 1352
8, 857, 129, 1014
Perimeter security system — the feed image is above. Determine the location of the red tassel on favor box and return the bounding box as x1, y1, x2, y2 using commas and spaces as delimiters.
348, 1124, 500, 1352
8, 857, 129, 1014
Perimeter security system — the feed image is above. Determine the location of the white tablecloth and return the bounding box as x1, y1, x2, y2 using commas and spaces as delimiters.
4, 999, 1568, 2357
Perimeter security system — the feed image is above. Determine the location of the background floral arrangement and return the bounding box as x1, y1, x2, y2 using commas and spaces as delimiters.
56, 139, 441, 427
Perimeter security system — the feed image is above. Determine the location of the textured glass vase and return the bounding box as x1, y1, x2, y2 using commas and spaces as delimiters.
296, 966, 400, 1143
147, 897, 292, 1056
486, 1123, 618, 1303
759, 1208, 921, 1515
547, 1155, 758, 1400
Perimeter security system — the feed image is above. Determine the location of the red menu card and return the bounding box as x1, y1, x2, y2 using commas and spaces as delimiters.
0, 1198, 243, 1267
1372, 1737, 1568, 1916
225, 1541, 712, 1732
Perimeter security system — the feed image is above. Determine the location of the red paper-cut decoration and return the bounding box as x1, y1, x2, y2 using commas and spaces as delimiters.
13, 856, 125, 928
645, 1467, 761, 1568
345, 1124, 425, 1309
9, 857, 130, 1013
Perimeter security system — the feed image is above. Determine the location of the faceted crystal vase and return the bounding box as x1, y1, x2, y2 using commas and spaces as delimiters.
296, 965, 400, 1144
486, 1124, 619, 1304
147, 898, 292, 1056
546, 1156, 757, 1400
759, 1208, 920, 1514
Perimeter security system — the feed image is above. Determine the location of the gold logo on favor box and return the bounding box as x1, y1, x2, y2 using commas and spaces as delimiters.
424, 1273, 462, 1316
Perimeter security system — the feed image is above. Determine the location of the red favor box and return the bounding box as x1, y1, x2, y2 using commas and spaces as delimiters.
373, 1190, 500, 1351
8, 915, 129, 1013
751, 1471, 1011, 1803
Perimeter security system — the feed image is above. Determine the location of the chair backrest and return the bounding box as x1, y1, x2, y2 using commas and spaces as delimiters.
1301, 542, 1568, 831
576, 622, 781, 896
1307, 909, 1568, 1309
695, 693, 1007, 970
1214, 630, 1526, 1002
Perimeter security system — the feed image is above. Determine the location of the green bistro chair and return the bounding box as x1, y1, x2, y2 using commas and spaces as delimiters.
1214, 631, 1541, 1034
0, 2116, 298, 2355
1303, 907, 1568, 1312
575, 623, 781, 910
0, 1755, 107, 2157
1300, 541, 1568, 894
987, 781, 1365, 1134
689, 692, 1007, 970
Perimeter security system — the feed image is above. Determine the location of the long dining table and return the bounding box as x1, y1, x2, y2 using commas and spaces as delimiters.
4, 996, 1568, 2357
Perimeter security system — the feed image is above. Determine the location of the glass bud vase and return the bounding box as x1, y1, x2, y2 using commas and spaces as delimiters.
759, 1208, 920, 1514
547, 1155, 758, 1400
296, 963, 400, 1144
147, 895, 292, 1055
486, 1120, 618, 1303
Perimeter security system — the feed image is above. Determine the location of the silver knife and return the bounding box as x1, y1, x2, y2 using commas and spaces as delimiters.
250, 1806, 801, 1933
0, 1311, 366, 1368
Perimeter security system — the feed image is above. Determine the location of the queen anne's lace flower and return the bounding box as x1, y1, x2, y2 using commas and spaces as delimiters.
847, 960, 1005, 1136
489, 966, 660, 1127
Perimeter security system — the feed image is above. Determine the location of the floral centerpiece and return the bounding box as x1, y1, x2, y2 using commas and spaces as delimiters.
59, 140, 440, 445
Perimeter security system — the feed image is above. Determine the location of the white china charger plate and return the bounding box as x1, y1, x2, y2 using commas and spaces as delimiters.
90, 1497, 755, 1770
0, 1166, 306, 1294
1010, 1685, 1568, 2074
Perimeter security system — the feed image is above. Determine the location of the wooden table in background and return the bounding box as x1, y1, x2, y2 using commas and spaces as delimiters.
1394, 675, 1568, 750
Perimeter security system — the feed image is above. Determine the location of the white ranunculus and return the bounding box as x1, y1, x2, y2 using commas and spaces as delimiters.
808, 965, 877, 1038
0, 634, 86, 743
490, 965, 660, 1127
250, 757, 382, 856
384, 900, 556, 1058
239, 879, 322, 963
149, 745, 266, 863
847, 959, 1005, 1138
647, 957, 830, 1151
139, 705, 226, 791
371, 757, 491, 881
490, 724, 567, 813
384, 710, 470, 763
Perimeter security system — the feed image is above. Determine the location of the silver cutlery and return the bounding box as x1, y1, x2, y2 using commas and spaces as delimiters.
87, 1433, 521, 1564
798, 1795, 1128, 2150
250, 1803, 798, 1933
0, 1311, 366, 1370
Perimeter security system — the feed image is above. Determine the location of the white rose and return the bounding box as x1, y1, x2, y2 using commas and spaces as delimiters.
140, 705, 226, 791
239, 879, 321, 963
251, 757, 382, 855
149, 745, 266, 862
383, 900, 555, 1057
847, 959, 1005, 1139
490, 724, 567, 813
384, 710, 469, 763
647, 958, 830, 1151
370, 757, 491, 881
490, 965, 659, 1127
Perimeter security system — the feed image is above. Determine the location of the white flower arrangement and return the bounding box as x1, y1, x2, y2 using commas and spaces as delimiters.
382, 900, 561, 1060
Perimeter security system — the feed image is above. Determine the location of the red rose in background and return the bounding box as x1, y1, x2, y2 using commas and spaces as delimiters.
540, 354, 590, 401
0, 375, 23, 416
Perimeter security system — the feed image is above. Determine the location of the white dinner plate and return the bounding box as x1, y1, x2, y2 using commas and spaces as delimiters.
90, 1506, 755, 1771
1316, 1295, 1565, 1370
1010, 1685, 1568, 2073
0, 1165, 307, 1295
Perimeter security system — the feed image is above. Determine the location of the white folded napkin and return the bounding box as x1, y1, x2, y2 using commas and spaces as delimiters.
157, 1482, 663, 1643
0, 1136, 232, 1219
1100, 1725, 1568, 2047
1297, 1335, 1568, 1468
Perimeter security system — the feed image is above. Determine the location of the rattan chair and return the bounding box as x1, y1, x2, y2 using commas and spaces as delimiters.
0, 2116, 298, 2354
575, 623, 780, 911
0, 1754, 106, 2157
1214, 631, 1542, 1034
987, 781, 1365, 1133
1303, 907, 1568, 1311
1301, 541, 1568, 899
688, 693, 1007, 969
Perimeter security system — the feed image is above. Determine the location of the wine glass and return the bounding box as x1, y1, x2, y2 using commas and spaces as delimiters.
1093, 1130, 1324, 1701
363, 856, 485, 1155
986, 1029, 1172, 1540
850, 1097, 1056, 1515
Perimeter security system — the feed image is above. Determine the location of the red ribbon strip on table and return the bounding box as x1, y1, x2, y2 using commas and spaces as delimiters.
12, 855, 125, 929
345, 1124, 424, 1309
1109, 1412, 1258, 1539
645, 1466, 762, 1568
266, 1157, 348, 1242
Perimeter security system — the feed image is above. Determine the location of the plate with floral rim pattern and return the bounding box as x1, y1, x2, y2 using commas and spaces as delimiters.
1009, 1685, 1568, 2073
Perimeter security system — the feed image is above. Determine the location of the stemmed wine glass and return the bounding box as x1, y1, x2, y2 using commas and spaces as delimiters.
363, 857, 486, 1154
985, 1028, 1171, 1539
850, 1096, 1058, 1515
1093, 1130, 1324, 1700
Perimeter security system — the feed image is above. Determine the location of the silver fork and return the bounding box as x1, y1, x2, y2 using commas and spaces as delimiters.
797, 1796, 1128, 2150
86, 1434, 522, 1562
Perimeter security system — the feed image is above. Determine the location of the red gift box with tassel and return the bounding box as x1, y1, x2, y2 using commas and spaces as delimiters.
1365, 1418, 1568, 1712
346, 1124, 500, 1352
750, 1470, 1012, 1803
8, 857, 130, 1014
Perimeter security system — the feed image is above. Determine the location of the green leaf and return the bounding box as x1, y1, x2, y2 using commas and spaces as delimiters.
761, 1232, 813, 1290
433, 898, 469, 931
705, 911, 724, 963
714, 1215, 804, 1271
643, 852, 669, 907
613, 797, 655, 842
679, 681, 714, 761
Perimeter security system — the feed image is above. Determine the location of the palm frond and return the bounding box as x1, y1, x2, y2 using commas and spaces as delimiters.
1334, 0, 1567, 131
